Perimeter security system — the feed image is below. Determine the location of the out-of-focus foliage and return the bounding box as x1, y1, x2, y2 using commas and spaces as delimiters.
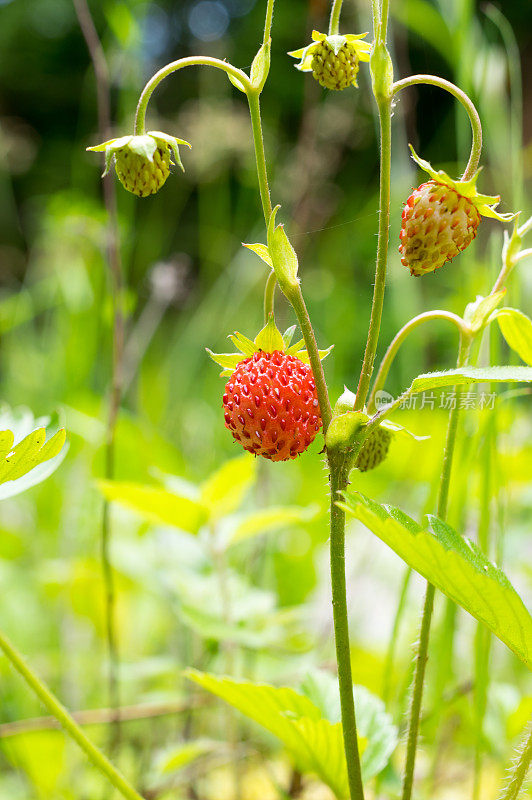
0, 0, 531, 798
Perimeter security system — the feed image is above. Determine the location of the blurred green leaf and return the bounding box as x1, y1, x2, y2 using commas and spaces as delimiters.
0, 407, 66, 500
494, 308, 532, 365
98, 480, 208, 534
300, 669, 398, 780
391, 0, 454, 66
200, 454, 257, 520
229, 503, 320, 545
155, 739, 218, 775
341, 492, 532, 669
186, 670, 362, 798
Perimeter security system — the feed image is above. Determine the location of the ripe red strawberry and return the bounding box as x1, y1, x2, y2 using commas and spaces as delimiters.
222, 351, 322, 461
399, 181, 480, 277
400, 146, 516, 277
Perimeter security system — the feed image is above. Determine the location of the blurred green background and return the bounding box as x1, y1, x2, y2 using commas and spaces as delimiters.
0, 0, 531, 797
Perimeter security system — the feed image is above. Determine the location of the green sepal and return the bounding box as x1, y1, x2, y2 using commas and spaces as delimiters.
254, 315, 285, 352
242, 242, 273, 268
409, 145, 518, 222
325, 411, 368, 453
251, 39, 271, 90
208, 316, 331, 377
87, 131, 192, 175
288, 30, 371, 72
464, 290, 506, 333
267, 205, 299, 295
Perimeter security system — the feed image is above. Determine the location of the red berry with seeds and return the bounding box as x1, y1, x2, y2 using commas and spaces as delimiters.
222, 351, 322, 461
399, 181, 480, 277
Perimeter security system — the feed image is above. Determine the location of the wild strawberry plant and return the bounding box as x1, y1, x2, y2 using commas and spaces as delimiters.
1, 1, 531, 799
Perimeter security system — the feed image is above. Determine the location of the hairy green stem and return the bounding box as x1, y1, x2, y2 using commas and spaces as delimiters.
263, 271, 276, 323
367, 310, 469, 412
354, 97, 392, 411
0, 631, 144, 800
401, 333, 472, 800
328, 0, 344, 35
499, 717, 532, 800
328, 455, 365, 800
287, 286, 332, 431
247, 90, 273, 225
392, 74, 482, 180
262, 0, 275, 44
134, 57, 252, 135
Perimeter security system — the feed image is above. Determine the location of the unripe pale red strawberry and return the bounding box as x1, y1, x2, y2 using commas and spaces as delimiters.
400, 146, 516, 277
399, 181, 480, 277
222, 351, 321, 461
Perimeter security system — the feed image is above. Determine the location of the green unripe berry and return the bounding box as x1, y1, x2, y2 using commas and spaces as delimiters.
311, 41, 360, 91
115, 145, 170, 198
355, 426, 392, 472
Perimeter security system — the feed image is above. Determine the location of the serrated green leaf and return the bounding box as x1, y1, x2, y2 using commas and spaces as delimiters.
340, 492, 532, 669
409, 365, 532, 394
242, 242, 273, 268
98, 480, 207, 534
229, 503, 321, 545
186, 671, 363, 798
200, 454, 256, 520
254, 315, 285, 352
495, 308, 532, 366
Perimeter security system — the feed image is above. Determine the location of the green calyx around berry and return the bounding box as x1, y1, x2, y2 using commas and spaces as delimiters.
87, 131, 191, 197
409, 146, 517, 222
207, 315, 332, 377
326, 387, 428, 472
288, 30, 371, 90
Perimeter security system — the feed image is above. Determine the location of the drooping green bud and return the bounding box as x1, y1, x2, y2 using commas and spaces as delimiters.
87, 131, 191, 197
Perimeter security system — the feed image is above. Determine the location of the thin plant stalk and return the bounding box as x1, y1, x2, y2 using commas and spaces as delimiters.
354, 96, 392, 411
73, 0, 125, 752
0, 630, 145, 800
401, 333, 472, 800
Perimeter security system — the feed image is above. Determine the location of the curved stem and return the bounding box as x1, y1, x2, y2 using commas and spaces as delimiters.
354, 97, 392, 411
263, 271, 276, 323
499, 717, 532, 800
515, 248, 532, 264
327, 454, 365, 800
392, 74, 482, 180
134, 57, 252, 135
367, 311, 468, 412
401, 333, 472, 800
328, 0, 344, 35
0, 630, 145, 800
